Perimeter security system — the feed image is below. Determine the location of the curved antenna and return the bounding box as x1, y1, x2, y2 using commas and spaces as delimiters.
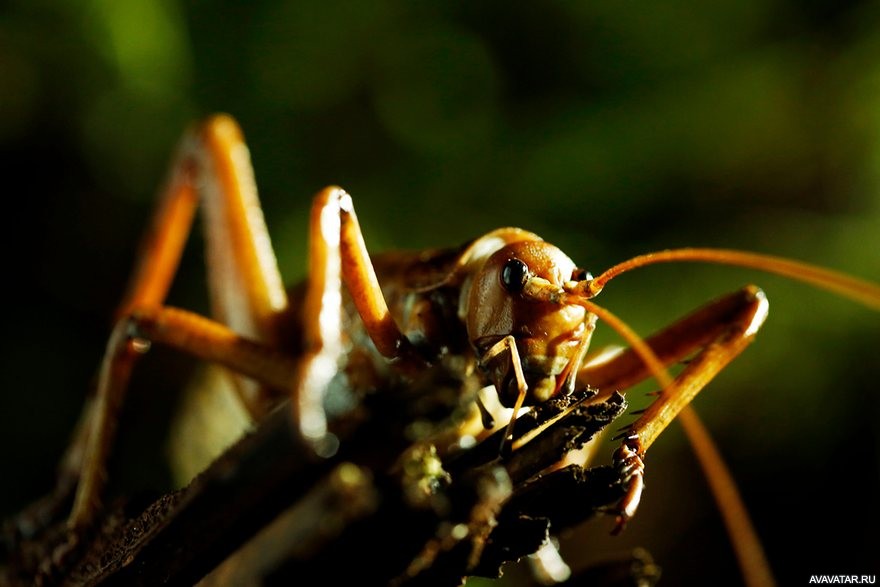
676, 406, 776, 587
576, 248, 880, 311
570, 297, 673, 392
525, 278, 677, 432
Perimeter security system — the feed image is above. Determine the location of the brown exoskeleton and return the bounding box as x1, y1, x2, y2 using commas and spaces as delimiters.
6, 115, 879, 586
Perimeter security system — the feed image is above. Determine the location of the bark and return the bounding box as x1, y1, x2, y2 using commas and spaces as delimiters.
2, 369, 660, 586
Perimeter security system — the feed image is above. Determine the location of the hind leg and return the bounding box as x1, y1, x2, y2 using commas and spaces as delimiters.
68, 116, 294, 528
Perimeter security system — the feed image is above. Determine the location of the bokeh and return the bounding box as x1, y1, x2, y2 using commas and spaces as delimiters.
1, 1, 878, 584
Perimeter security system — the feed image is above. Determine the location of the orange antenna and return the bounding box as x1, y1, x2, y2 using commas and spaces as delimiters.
569, 297, 674, 392
563, 245, 880, 587
577, 248, 880, 310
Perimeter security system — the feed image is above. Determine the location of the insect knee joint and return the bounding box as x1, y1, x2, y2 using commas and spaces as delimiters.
116, 311, 156, 355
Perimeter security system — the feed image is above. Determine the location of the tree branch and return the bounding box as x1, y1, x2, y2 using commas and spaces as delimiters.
4, 368, 645, 586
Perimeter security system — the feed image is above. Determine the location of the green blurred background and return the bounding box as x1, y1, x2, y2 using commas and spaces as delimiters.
1, 0, 879, 584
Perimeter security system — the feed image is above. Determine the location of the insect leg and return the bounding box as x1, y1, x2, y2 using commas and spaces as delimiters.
136, 115, 289, 414
578, 286, 773, 587
292, 188, 429, 448
70, 307, 300, 528
335, 191, 424, 369
610, 286, 767, 514
481, 335, 528, 454
577, 285, 767, 396
288, 187, 346, 448
577, 287, 768, 516
67, 115, 292, 528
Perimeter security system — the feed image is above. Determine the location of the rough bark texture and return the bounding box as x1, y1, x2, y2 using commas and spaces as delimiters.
2, 370, 663, 586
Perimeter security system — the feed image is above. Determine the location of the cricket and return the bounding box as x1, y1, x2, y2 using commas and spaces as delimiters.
2, 115, 879, 586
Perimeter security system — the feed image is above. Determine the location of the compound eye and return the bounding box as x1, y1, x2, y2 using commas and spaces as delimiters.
571, 267, 592, 281
500, 259, 529, 293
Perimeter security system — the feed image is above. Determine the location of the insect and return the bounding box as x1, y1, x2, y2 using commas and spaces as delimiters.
3, 115, 878, 586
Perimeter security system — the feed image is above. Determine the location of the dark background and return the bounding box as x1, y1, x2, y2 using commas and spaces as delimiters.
1, 1, 879, 585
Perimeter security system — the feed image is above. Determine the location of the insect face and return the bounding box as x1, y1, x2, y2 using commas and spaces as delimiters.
466, 240, 593, 407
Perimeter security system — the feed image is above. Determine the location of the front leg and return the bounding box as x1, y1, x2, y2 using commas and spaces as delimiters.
480, 335, 529, 454
578, 286, 774, 587
577, 287, 767, 518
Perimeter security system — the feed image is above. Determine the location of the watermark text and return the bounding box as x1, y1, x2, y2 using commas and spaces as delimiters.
809, 576, 876, 584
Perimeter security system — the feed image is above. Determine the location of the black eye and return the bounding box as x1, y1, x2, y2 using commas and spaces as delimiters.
572, 268, 591, 281
501, 259, 529, 293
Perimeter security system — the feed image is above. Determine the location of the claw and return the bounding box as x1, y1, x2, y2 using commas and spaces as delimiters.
611, 435, 645, 535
